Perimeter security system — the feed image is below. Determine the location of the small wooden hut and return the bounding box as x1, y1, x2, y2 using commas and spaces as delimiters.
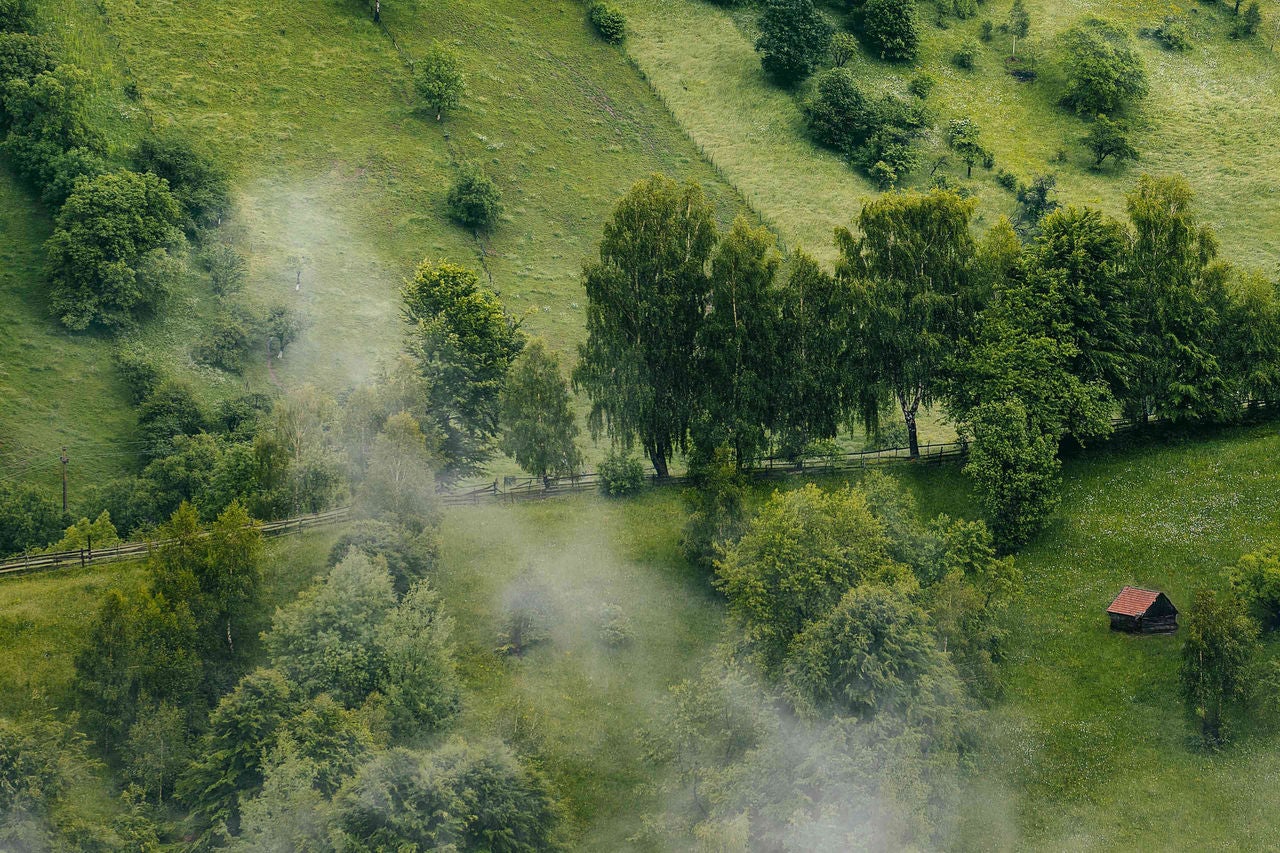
1106, 587, 1178, 633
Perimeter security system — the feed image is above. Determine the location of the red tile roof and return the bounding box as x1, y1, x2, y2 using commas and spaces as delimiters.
1107, 586, 1161, 617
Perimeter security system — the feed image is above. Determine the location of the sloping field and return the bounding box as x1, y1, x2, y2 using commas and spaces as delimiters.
615, 0, 1280, 269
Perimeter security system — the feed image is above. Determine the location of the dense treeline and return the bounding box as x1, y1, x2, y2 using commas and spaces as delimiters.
576, 173, 1280, 548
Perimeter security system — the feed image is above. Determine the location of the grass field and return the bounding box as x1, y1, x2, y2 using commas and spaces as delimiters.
614, 0, 1280, 270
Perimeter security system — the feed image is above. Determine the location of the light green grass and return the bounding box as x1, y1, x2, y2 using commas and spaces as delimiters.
615, 0, 1280, 269
437, 490, 723, 849
0, 172, 139, 490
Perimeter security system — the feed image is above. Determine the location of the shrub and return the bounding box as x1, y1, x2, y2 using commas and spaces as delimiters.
1152, 15, 1193, 51
446, 162, 503, 231
907, 71, 935, 98
596, 603, 633, 648
113, 339, 163, 405
952, 39, 980, 69
0, 32, 56, 87
45, 170, 185, 331
1058, 18, 1148, 116
979, 19, 993, 41
414, 43, 465, 120
598, 450, 645, 496
862, 0, 920, 61
995, 168, 1019, 191
588, 3, 626, 43
201, 243, 247, 296
1231, 544, 1280, 629
134, 134, 230, 232
1, 64, 103, 189
802, 67, 874, 153
0, 0, 33, 32
37, 146, 107, 207
1232, 2, 1261, 39
194, 312, 252, 373
829, 31, 859, 67
755, 0, 833, 85
0, 481, 66, 556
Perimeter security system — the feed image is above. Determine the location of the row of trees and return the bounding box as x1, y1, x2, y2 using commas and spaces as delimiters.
575, 173, 1280, 548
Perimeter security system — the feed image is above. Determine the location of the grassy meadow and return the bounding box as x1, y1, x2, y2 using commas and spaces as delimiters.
614, 0, 1280, 270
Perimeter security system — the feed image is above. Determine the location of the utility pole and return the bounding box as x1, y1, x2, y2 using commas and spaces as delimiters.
60, 447, 68, 513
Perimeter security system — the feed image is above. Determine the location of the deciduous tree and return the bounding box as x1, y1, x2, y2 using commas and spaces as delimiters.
499, 339, 582, 478
573, 175, 715, 478
1181, 589, 1259, 746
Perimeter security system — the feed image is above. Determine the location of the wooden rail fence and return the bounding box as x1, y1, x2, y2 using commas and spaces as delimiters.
6, 402, 1274, 578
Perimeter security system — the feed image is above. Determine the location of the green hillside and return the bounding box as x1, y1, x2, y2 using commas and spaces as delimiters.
616, 0, 1280, 267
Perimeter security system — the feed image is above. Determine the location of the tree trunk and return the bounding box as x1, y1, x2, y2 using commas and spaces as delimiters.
966, 162, 973, 178
650, 448, 669, 480
904, 406, 920, 457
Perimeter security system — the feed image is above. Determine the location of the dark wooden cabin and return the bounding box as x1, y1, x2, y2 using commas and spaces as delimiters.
1107, 587, 1178, 633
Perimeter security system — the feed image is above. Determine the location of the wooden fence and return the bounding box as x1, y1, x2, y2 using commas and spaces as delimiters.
0, 507, 352, 580
5, 401, 1274, 578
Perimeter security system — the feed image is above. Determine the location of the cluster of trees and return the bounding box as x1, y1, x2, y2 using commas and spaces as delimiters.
644, 477, 1019, 847
30, 402, 564, 847
1179, 543, 1280, 747
576, 173, 1280, 549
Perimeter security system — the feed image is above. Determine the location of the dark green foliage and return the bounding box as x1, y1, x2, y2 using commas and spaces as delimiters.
715, 484, 911, 673
837, 189, 978, 456
123, 702, 188, 804
861, 0, 920, 61
979, 19, 993, 41
178, 668, 296, 844
201, 243, 247, 295
1007, 0, 1030, 42
193, 311, 252, 372
1015, 172, 1059, 230
0, 32, 55, 87
802, 67, 873, 153
1153, 15, 1193, 51
1, 64, 102, 187
273, 695, 373, 796
213, 392, 273, 439
377, 580, 462, 738
802, 69, 926, 185
829, 31, 859, 67
783, 583, 962, 718
1181, 589, 1259, 746
680, 446, 746, 571
333, 742, 562, 852
995, 168, 1019, 191
573, 175, 715, 477
446, 161, 503, 231
499, 339, 582, 478
36, 145, 107, 206
907, 71, 935, 98
1082, 113, 1138, 168
588, 3, 626, 43
0, 716, 95, 850
961, 398, 1062, 550
694, 217, 781, 463
952, 38, 980, 69
265, 303, 305, 351
1123, 174, 1233, 423
0, 0, 33, 32
597, 449, 646, 496
946, 117, 990, 175
0, 482, 65, 556
1058, 18, 1148, 116
775, 250, 850, 452
134, 133, 231, 233
264, 549, 395, 705
414, 42, 465, 119
137, 381, 206, 453
1232, 2, 1262, 38
328, 519, 440, 597
1230, 544, 1280, 630
402, 259, 524, 478
754, 0, 833, 86
45, 169, 185, 331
